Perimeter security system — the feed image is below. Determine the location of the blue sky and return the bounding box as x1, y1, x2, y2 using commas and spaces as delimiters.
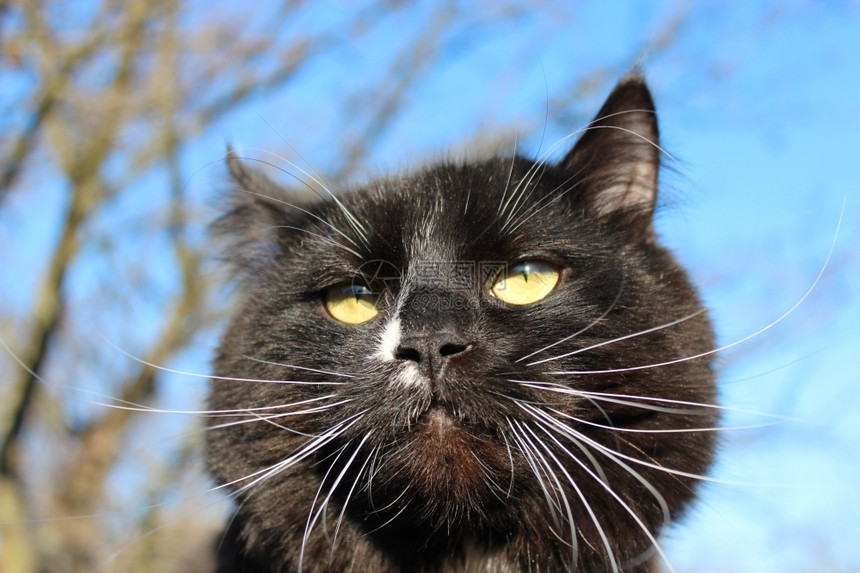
2, 2, 859, 571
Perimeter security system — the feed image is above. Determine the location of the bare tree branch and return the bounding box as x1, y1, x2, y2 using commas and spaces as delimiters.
0, 21, 107, 200
1, 0, 150, 481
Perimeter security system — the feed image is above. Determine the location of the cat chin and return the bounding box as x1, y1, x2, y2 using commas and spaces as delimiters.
418, 402, 457, 429
369, 411, 511, 519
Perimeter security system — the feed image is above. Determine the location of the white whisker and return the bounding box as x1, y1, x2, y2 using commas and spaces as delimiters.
332, 441, 376, 548
272, 224, 364, 258
502, 167, 586, 234
517, 274, 627, 363
229, 411, 367, 496
89, 394, 341, 418
235, 143, 370, 247
512, 381, 814, 423
507, 430, 576, 563
301, 432, 372, 569
231, 181, 362, 250
523, 402, 771, 487
239, 355, 356, 378
517, 419, 618, 573
98, 332, 346, 385
522, 405, 675, 573
499, 430, 517, 498
528, 309, 707, 367
545, 208, 842, 374
550, 408, 778, 434
209, 400, 352, 437
496, 132, 519, 216
498, 134, 579, 232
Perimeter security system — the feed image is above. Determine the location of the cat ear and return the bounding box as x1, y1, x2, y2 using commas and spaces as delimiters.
562, 75, 660, 240
224, 146, 296, 216
215, 147, 303, 273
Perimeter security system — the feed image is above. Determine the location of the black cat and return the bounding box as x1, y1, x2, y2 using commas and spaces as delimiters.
207, 75, 718, 573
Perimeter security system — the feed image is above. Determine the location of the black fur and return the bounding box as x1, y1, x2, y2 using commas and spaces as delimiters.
207, 75, 717, 572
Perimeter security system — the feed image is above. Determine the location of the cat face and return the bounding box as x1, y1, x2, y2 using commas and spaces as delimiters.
208, 76, 717, 572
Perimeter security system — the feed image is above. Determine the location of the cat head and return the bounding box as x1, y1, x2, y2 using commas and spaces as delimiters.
208, 75, 717, 571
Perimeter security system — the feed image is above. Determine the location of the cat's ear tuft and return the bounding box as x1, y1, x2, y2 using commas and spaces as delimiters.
215, 148, 299, 274
225, 146, 290, 208
562, 75, 660, 240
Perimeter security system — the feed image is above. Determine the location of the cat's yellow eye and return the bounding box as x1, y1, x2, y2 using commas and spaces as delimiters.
325, 284, 380, 324
490, 261, 560, 306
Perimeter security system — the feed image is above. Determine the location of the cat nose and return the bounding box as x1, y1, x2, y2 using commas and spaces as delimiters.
394, 331, 471, 379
